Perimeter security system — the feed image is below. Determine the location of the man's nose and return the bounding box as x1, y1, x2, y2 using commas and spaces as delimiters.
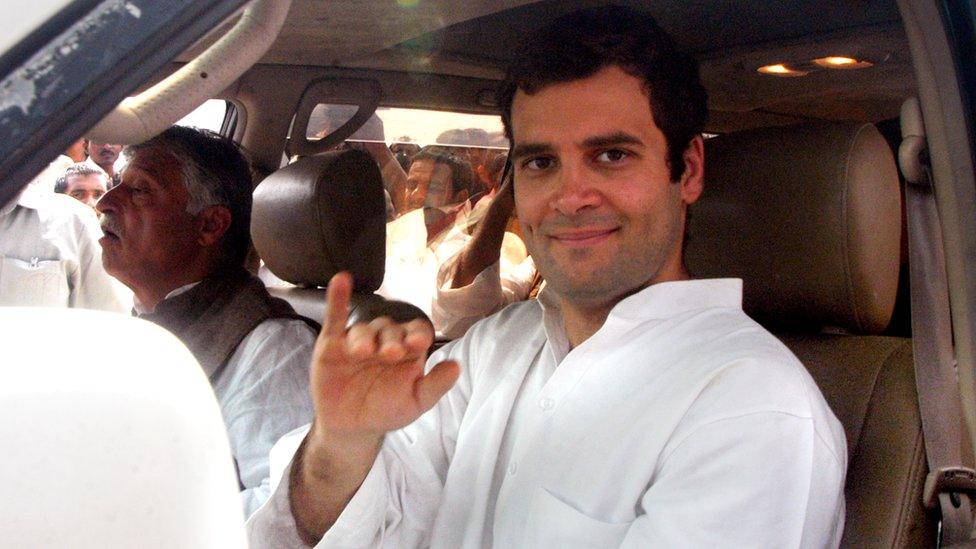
95, 186, 118, 214
550, 164, 600, 215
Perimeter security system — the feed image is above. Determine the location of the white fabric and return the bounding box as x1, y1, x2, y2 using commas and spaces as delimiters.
247, 278, 847, 548
380, 206, 537, 338
377, 208, 471, 322
29, 154, 74, 192
0, 186, 131, 312
137, 283, 316, 517
432, 252, 536, 340
216, 317, 316, 517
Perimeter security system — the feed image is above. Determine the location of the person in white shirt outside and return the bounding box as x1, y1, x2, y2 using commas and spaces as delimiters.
96, 126, 316, 517
54, 163, 109, 215
248, 6, 846, 547
433, 159, 539, 339
0, 183, 131, 312
378, 147, 477, 322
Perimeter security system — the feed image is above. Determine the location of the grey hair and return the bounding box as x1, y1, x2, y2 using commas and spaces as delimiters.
173, 150, 224, 214
123, 126, 253, 266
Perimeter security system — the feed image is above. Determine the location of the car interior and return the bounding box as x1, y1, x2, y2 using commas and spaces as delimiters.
2, 0, 976, 546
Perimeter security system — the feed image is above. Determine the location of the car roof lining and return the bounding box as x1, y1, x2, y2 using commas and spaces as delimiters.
168, 0, 913, 135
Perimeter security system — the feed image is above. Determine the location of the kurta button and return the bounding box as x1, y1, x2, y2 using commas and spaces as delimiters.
508, 462, 518, 476
540, 397, 555, 411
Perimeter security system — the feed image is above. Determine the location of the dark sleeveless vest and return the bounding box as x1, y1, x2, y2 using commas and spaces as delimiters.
140, 267, 319, 382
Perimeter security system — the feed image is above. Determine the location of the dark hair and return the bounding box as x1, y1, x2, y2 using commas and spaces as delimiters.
124, 126, 253, 267
497, 6, 707, 181
54, 163, 108, 194
412, 146, 474, 198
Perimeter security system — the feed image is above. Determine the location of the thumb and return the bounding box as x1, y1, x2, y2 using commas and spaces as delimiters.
414, 360, 461, 412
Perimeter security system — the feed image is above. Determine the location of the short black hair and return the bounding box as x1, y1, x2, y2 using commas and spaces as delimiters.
125, 126, 253, 267
54, 163, 108, 194
497, 6, 708, 181
412, 146, 474, 199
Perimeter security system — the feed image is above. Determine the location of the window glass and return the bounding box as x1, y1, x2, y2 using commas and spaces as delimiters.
306, 104, 508, 149
175, 99, 229, 133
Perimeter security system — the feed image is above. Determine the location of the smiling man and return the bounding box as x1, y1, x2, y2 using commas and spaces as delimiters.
96, 126, 317, 517
248, 7, 846, 547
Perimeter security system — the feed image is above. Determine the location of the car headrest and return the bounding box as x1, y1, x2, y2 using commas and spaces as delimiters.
686, 122, 901, 334
252, 149, 386, 292
0, 308, 246, 547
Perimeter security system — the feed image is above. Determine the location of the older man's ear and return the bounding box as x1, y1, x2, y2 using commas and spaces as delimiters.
196, 205, 233, 247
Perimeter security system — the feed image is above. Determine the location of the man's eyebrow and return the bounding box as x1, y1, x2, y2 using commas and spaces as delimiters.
581, 131, 644, 149
510, 143, 553, 160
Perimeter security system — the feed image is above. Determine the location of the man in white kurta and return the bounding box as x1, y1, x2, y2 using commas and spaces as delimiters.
247, 6, 847, 547
249, 279, 845, 547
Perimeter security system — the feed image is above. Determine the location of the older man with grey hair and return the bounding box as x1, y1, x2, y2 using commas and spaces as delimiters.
96, 126, 317, 516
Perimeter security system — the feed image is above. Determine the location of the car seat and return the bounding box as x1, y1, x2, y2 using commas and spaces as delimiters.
251, 149, 429, 327
687, 121, 936, 547
0, 308, 246, 548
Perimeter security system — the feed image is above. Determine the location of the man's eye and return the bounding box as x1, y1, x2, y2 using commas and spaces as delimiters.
523, 157, 555, 171
595, 149, 629, 163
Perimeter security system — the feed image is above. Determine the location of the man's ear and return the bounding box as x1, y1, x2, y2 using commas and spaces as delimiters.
455, 189, 470, 205
679, 135, 705, 205
196, 205, 232, 247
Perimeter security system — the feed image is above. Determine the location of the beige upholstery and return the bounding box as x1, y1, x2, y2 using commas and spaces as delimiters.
688, 122, 901, 333
252, 150, 428, 328
689, 122, 936, 547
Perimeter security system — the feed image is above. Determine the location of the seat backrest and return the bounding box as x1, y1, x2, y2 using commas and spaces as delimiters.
0, 308, 246, 548
687, 122, 936, 547
252, 149, 428, 326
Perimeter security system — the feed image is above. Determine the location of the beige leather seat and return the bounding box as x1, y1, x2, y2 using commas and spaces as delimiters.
687, 122, 936, 547
252, 149, 428, 327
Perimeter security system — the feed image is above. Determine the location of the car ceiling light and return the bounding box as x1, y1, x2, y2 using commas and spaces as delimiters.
812, 56, 874, 69
757, 63, 808, 77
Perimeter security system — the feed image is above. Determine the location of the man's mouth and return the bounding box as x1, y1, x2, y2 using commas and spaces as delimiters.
548, 227, 618, 247
100, 218, 121, 241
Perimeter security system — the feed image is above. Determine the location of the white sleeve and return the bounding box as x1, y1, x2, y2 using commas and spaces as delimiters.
220, 318, 317, 518
432, 254, 535, 340
247, 339, 475, 548
618, 412, 846, 548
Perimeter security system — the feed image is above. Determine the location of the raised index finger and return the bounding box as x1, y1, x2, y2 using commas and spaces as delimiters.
322, 271, 353, 338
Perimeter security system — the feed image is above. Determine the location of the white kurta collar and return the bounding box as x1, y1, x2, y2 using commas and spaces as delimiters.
536, 278, 744, 364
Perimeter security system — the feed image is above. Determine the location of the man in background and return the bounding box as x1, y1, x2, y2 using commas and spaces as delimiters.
55, 163, 109, 215
85, 140, 123, 181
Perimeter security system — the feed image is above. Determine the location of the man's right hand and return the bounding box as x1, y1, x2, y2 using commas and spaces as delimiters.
310, 271, 459, 443
291, 272, 459, 543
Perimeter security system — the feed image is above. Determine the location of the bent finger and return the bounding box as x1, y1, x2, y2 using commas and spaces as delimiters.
378, 322, 409, 361
402, 318, 435, 354
346, 321, 380, 359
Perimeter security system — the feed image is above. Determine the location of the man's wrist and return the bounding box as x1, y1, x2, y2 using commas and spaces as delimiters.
305, 424, 383, 479
289, 428, 384, 545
